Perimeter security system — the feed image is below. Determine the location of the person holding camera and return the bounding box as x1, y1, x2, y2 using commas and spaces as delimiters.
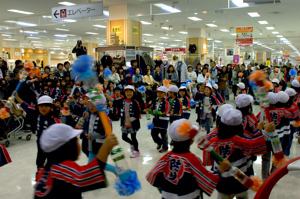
72, 40, 87, 57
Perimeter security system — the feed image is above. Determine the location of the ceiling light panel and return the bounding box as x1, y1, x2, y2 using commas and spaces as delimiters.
27, 37, 40, 39
58, 1, 76, 6
103, 11, 109, 16
154, 3, 181, 13
85, 32, 99, 35
55, 28, 70, 31
206, 24, 218, 27
248, 12, 260, 17
54, 34, 68, 37
23, 31, 39, 34
272, 31, 279, 34
276, 35, 283, 37
5, 21, 37, 26
187, 17, 202, 21
62, 19, 77, 23
179, 31, 188, 34
140, 21, 152, 25
232, 0, 249, 7
220, 29, 229, 32
142, 34, 153, 36
3, 39, 16, 41
258, 21, 268, 24
7, 9, 34, 15
93, 25, 106, 28
266, 27, 274, 30
160, 37, 169, 39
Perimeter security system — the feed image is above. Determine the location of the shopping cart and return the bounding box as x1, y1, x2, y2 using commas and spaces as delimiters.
0, 100, 32, 147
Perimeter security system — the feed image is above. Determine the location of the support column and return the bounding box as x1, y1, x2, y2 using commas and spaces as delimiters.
106, 4, 142, 46
43, 52, 48, 67
47, 52, 51, 67
223, 39, 240, 65
82, 35, 98, 57
186, 28, 207, 67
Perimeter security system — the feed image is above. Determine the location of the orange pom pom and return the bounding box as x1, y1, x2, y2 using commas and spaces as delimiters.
238, 72, 244, 78
249, 176, 263, 192
61, 109, 70, 115
167, 84, 171, 89
177, 120, 193, 136
248, 70, 267, 82
0, 108, 10, 119
95, 83, 104, 91
292, 119, 300, 127
24, 61, 34, 70
163, 79, 169, 86
275, 68, 280, 73
264, 81, 273, 90
206, 73, 210, 78
297, 76, 300, 82
272, 155, 289, 167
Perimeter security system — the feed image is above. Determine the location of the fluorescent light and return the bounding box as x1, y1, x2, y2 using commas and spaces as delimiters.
220, 29, 229, 32
174, 40, 182, 41
140, 21, 152, 25
144, 41, 153, 43
272, 31, 279, 34
170, 45, 178, 46
67, 34, 76, 36
3, 39, 16, 41
248, 12, 260, 17
187, 17, 202, 21
23, 31, 39, 34
93, 25, 106, 28
103, 11, 109, 16
215, 40, 222, 43
179, 31, 188, 34
231, 33, 237, 36
160, 37, 169, 39
232, 0, 249, 7
8, 9, 34, 15
31, 41, 42, 43
54, 43, 63, 45
54, 34, 68, 37
154, 3, 181, 13
55, 28, 70, 31
5, 21, 37, 26
161, 26, 173, 30
53, 46, 62, 48
33, 43, 43, 46
276, 35, 283, 37
27, 37, 40, 39
258, 21, 268, 24
62, 19, 77, 23
58, 1, 76, 6
86, 32, 99, 35
207, 38, 213, 40
2, 34, 11, 37
206, 24, 218, 27
43, 15, 52, 19
266, 27, 274, 30
142, 34, 153, 36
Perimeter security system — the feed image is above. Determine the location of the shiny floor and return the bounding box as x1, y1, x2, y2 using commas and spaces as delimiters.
1, 96, 300, 199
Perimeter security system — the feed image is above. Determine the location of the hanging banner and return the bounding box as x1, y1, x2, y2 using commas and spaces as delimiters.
283, 50, 290, 59
233, 55, 239, 63
236, 27, 253, 47
132, 26, 139, 35
112, 26, 121, 34
295, 57, 300, 62
165, 48, 186, 53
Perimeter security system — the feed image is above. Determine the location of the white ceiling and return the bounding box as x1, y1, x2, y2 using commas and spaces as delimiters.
0, 0, 300, 56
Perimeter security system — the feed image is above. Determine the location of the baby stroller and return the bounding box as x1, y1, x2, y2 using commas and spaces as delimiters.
0, 100, 32, 147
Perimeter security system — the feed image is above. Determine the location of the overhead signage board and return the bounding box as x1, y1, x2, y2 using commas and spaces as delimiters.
52, 1, 103, 21
236, 27, 253, 47
283, 50, 290, 59
295, 57, 300, 62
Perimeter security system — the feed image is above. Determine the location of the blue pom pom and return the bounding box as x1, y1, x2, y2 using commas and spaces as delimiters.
104, 68, 112, 78
249, 80, 256, 86
186, 80, 192, 85
114, 170, 141, 196
105, 164, 117, 175
138, 86, 146, 93
71, 55, 95, 81
190, 100, 196, 106
181, 84, 187, 87
147, 123, 154, 130
289, 69, 297, 76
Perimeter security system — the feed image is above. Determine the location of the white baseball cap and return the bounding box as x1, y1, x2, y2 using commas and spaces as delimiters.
40, 123, 83, 153
179, 86, 187, 90
38, 96, 53, 105
156, 86, 168, 94
213, 84, 218, 90
268, 92, 278, 105
124, 85, 135, 92
217, 104, 234, 117
205, 83, 212, 90
285, 88, 296, 97
168, 85, 179, 93
292, 80, 300, 88
237, 82, 245, 89
221, 109, 243, 126
168, 119, 199, 142
272, 79, 280, 84
276, 91, 289, 103
235, 94, 253, 108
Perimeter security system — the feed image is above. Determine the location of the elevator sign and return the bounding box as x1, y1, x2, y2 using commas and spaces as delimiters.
236, 27, 253, 47
52, 1, 103, 21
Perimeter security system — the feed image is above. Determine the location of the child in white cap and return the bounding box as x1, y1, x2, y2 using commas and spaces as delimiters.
199, 109, 274, 199
178, 86, 191, 119
148, 86, 170, 153
35, 123, 118, 199
271, 79, 280, 93
114, 85, 141, 158
146, 119, 231, 199
14, 92, 61, 169
235, 82, 246, 99
167, 85, 182, 123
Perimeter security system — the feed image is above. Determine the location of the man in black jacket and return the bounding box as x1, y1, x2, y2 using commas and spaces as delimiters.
236, 64, 248, 90
72, 40, 87, 57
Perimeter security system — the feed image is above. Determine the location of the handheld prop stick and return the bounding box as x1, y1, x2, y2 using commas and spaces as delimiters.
103, 68, 112, 93
274, 68, 280, 79
61, 78, 78, 116
74, 106, 90, 130
71, 55, 141, 196
205, 73, 210, 84
138, 86, 154, 130
186, 80, 196, 106
0, 61, 34, 119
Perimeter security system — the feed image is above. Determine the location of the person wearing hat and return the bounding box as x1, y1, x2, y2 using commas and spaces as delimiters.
167, 85, 182, 124
34, 123, 118, 198
14, 92, 61, 169
113, 85, 141, 158
179, 86, 191, 119
199, 109, 274, 199
148, 86, 170, 153
72, 40, 87, 57
235, 82, 246, 99
146, 119, 231, 199
291, 79, 300, 106
271, 79, 280, 93
212, 84, 224, 105
187, 65, 197, 81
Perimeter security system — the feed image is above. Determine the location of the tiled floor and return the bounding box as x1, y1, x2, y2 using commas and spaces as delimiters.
1, 97, 300, 199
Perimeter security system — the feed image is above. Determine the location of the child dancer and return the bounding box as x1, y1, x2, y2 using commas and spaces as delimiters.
50, 79, 64, 101
39, 83, 50, 97
14, 93, 61, 169
271, 79, 280, 93
114, 85, 141, 158
212, 84, 224, 105
235, 82, 246, 99
35, 123, 118, 198
179, 86, 191, 119
167, 85, 182, 123
146, 119, 231, 199
149, 86, 170, 153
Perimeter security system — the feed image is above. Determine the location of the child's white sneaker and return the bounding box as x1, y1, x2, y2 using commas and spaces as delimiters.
130, 150, 140, 158
130, 145, 134, 152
